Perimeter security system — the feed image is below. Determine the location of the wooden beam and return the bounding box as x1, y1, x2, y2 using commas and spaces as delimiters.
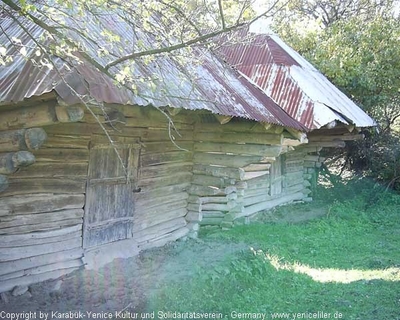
286, 128, 308, 144
0, 151, 35, 174
0, 105, 84, 131
214, 114, 232, 124
0, 128, 47, 152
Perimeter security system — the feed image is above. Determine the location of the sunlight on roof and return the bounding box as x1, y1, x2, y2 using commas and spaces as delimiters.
252, 248, 400, 283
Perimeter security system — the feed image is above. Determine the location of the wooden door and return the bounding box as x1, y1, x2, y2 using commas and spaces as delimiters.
83, 142, 140, 248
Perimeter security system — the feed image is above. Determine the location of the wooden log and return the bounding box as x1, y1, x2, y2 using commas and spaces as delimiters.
202, 211, 225, 218
194, 142, 282, 157
55, 106, 84, 122
0, 237, 82, 261
0, 247, 82, 276
307, 140, 346, 148
241, 192, 304, 218
0, 259, 82, 282
141, 142, 193, 154
0, 219, 83, 235
134, 208, 188, 232
194, 132, 283, 145
0, 178, 85, 197
0, 175, 8, 193
192, 175, 225, 188
188, 194, 236, 204
185, 211, 202, 222
0, 267, 80, 294
137, 182, 190, 198
214, 115, 232, 124
138, 226, 189, 251
188, 185, 223, 196
0, 151, 35, 174
199, 217, 223, 225
136, 192, 188, 210
138, 172, 192, 189
242, 163, 271, 172
224, 186, 237, 194
193, 164, 245, 180
194, 121, 264, 133
0, 105, 84, 131
0, 209, 83, 229
201, 202, 237, 212
131, 217, 187, 243
0, 128, 47, 152
0, 194, 84, 216
194, 152, 261, 168
308, 133, 364, 142
243, 194, 272, 207
245, 187, 270, 198
12, 162, 88, 178
0, 225, 81, 247
140, 162, 192, 179
243, 171, 270, 180
187, 203, 202, 213
42, 134, 89, 149
285, 183, 305, 194
33, 148, 89, 162
141, 151, 192, 166
286, 128, 308, 144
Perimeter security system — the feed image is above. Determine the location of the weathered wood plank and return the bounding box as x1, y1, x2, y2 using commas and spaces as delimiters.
141, 142, 193, 154
2, 178, 86, 196
141, 151, 192, 166
42, 134, 89, 149
0, 259, 82, 282
33, 148, 89, 162
194, 152, 261, 168
0, 237, 82, 261
241, 192, 304, 218
191, 175, 225, 188
134, 208, 187, 230
0, 247, 82, 276
136, 192, 188, 210
243, 171, 270, 180
137, 182, 190, 197
12, 162, 88, 178
138, 172, 192, 188
138, 226, 189, 250
0, 209, 83, 229
131, 217, 187, 243
194, 132, 283, 145
0, 194, 84, 216
194, 142, 282, 157
0, 227, 81, 247
188, 185, 223, 196
0, 128, 47, 152
140, 162, 192, 179
194, 122, 267, 133
0, 219, 83, 235
193, 164, 245, 180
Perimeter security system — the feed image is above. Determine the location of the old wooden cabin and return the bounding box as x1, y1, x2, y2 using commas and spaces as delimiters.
0, 16, 375, 293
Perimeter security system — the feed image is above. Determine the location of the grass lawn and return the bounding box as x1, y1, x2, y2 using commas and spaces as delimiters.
147, 180, 400, 320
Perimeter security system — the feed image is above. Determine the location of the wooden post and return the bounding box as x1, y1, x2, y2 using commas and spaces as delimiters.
0, 128, 47, 152
0, 151, 36, 174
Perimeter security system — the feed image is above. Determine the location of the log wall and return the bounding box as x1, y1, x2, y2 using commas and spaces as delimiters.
190, 121, 307, 229
0, 101, 194, 292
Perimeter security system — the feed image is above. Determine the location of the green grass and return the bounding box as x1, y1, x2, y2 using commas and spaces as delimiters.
147, 180, 400, 320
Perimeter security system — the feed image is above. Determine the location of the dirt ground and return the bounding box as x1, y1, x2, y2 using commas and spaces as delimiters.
0, 238, 249, 314
0, 205, 326, 314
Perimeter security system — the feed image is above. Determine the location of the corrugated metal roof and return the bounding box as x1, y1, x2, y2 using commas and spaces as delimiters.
0, 10, 305, 131
218, 24, 376, 130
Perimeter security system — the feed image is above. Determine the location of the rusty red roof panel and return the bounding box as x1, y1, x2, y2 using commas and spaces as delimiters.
218, 26, 375, 129
0, 11, 305, 131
